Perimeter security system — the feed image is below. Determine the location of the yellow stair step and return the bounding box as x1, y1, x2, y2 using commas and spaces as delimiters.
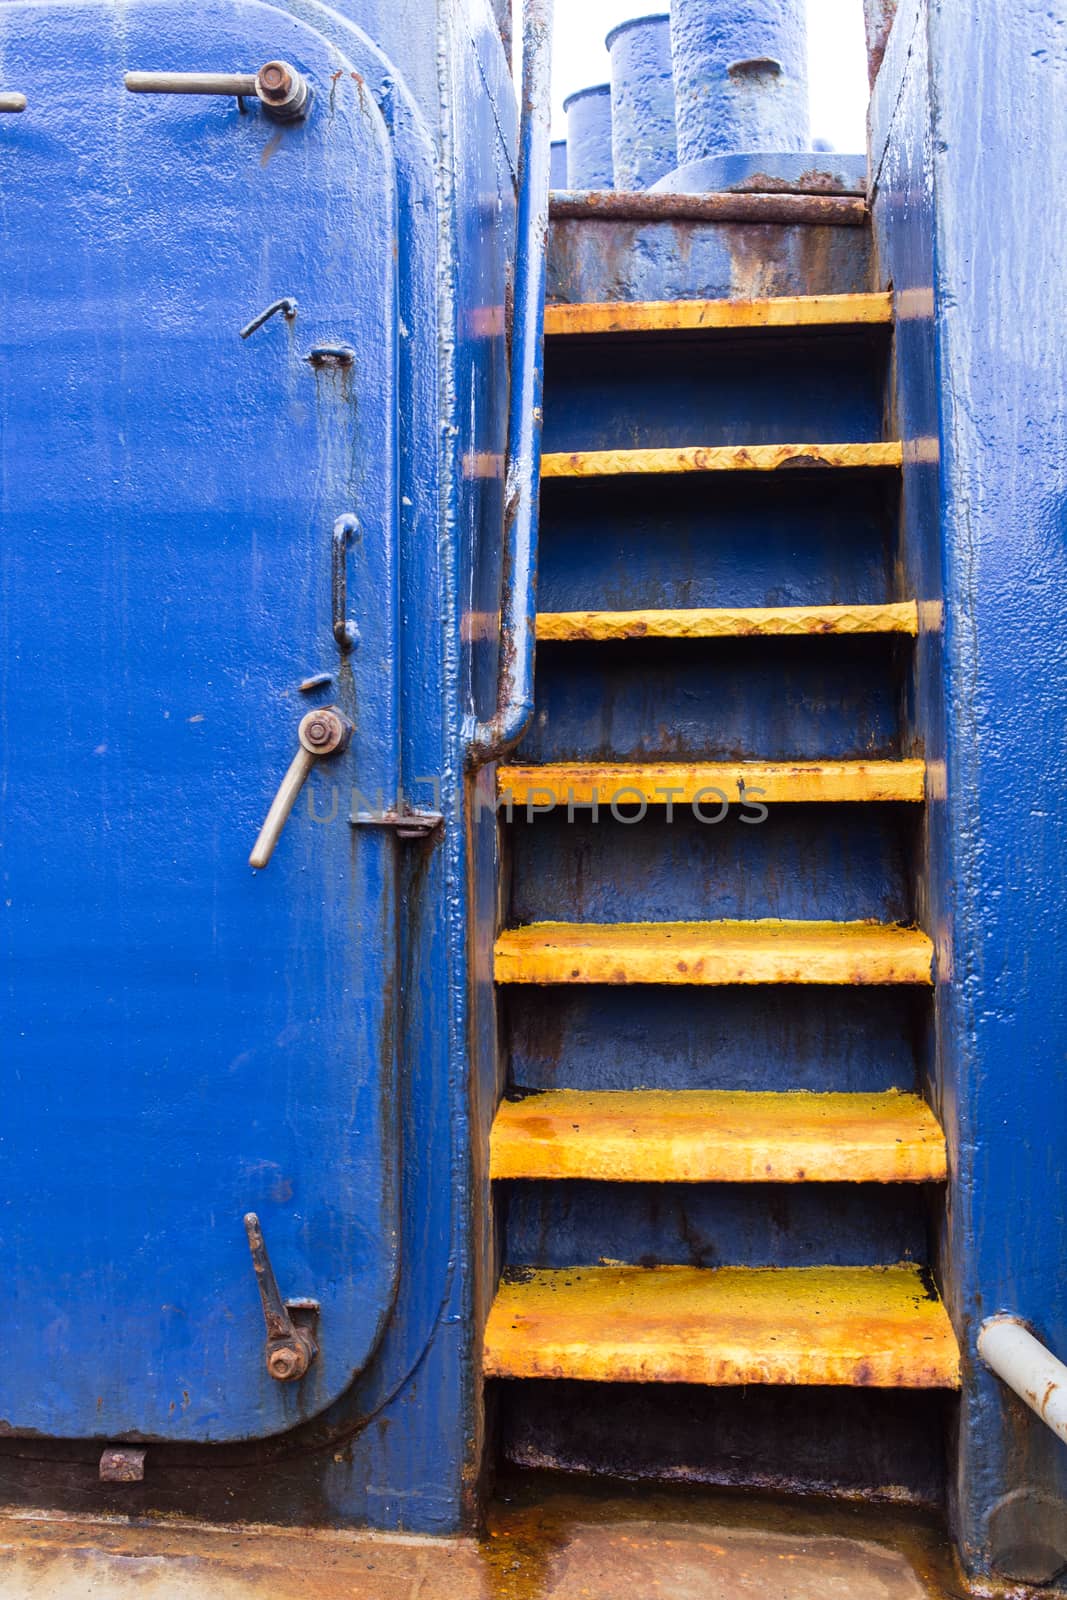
536, 602, 919, 641
494, 920, 934, 987
483, 1264, 960, 1388
490, 1089, 947, 1184
544, 290, 893, 337
541, 442, 903, 479
497, 760, 926, 807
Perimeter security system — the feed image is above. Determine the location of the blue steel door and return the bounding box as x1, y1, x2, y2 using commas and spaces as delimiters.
0, 1, 400, 1439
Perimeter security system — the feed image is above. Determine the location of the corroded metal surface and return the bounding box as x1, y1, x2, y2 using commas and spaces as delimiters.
550, 192, 867, 226
496, 759, 927, 805
540, 442, 903, 477
544, 290, 891, 335
535, 603, 920, 639
484, 1265, 961, 1387
489, 1089, 947, 1184
0, 1496, 952, 1599
493, 920, 935, 987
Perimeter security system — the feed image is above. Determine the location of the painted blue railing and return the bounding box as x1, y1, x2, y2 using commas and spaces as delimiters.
468, 0, 553, 766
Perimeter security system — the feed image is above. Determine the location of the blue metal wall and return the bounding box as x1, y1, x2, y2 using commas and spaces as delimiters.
872, 0, 1067, 1581
0, 0, 515, 1534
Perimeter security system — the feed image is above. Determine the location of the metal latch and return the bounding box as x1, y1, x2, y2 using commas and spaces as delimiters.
244, 1214, 318, 1383
125, 60, 310, 121
350, 809, 443, 840
250, 706, 353, 869
0, 93, 26, 113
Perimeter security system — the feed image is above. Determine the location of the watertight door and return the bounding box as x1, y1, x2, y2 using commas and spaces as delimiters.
0, 1, 401, 1440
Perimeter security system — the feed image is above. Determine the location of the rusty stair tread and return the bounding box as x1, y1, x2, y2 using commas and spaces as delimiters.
493, 920, 934, 987
544, 291, 893, 337
540, 442, 904, 478
497, 760, 926, 807
490, 1089, 947, 1184
536, 602, 919, 641
483, 1264, 961, 1388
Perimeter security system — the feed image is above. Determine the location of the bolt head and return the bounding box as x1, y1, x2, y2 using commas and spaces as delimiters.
267, 1344, 306, 1381
298, 707, 348, 756
257, 60, 294, 103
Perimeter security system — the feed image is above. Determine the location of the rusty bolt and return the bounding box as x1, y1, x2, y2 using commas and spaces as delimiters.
298, 707, 349, 758
256, 60, 293, 103
267, 1343, 308, 1382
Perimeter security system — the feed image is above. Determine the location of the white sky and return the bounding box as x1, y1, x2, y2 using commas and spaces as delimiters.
550, 0, 869, 152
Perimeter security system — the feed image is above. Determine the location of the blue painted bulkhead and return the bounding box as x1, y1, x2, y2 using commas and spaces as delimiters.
871, 0, 1067, 1583
0, 0, 515, 1533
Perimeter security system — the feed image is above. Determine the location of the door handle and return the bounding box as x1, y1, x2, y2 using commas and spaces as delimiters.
249, 707, 352, 869
125, 60, 310, 122
0, 94, 26, 113
332, 513, 359, 652
244, 1214, 317, 1382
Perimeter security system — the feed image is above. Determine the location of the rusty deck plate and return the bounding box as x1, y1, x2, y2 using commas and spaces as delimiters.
484, 1265, 961, 1388
493, 921, 935, 987
497, 760, 926, 807
544, 290, 892, 337
489, 1089, 947, 1184
535, 602, 919, 641
540, 443, 904, 478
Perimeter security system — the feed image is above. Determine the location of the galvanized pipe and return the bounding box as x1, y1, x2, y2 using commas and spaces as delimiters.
979, 1316, 1067, 1446
467, 0, 553, 767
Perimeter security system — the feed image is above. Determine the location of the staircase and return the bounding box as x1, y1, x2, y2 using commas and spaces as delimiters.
485, 291, 959, 1497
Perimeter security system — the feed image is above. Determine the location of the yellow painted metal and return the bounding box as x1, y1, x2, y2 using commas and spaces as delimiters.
493, 920, 934, 987
497, 760, 926, 807
540, 442, 904, 478
489, 1089, 947, 1183
535, 602, 919, 641
544, 291, 893, 337
483, 1264, 961, 1388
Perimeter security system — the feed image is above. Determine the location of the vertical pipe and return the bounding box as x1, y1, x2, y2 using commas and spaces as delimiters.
607, 14, 677, 191
670, 0, 810, 163
467, 0, 554, 766
563, 83, 614, 190
550, 139, 567, 188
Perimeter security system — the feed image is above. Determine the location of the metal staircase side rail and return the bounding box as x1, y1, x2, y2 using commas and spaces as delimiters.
467, 0, 553, 767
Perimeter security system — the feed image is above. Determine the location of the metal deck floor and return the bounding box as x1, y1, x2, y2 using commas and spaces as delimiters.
0, 1480, 964, 1599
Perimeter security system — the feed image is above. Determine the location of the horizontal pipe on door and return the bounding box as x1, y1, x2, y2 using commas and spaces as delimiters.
0, 93, 27, 113
978, 1316, 1067, 1446
125, 71, 259, 96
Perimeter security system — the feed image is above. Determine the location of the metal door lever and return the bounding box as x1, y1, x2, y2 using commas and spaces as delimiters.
250, 707, 352, 868
125, 60, 310, 121
244, 1214, 317, 1382
0, 94, 26, 113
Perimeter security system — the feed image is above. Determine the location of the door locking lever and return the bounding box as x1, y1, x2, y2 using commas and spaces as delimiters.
125, 60, 310, 122
244, 1214, 318, 1383
250, 707, 353, 869
0, 94, 26, 113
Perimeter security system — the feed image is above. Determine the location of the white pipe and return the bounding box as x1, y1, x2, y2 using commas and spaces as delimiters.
979, 1315, 1067, 1446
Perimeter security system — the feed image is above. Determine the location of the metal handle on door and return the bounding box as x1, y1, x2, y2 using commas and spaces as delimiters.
332, 513, 359, 651
249, 707, 352, 869
0, 94, 26, 113
244, 1214, 318, 1382
124, 60, 310, 121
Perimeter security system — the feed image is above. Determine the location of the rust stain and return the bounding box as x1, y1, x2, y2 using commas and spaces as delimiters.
549, 192, 868, 228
